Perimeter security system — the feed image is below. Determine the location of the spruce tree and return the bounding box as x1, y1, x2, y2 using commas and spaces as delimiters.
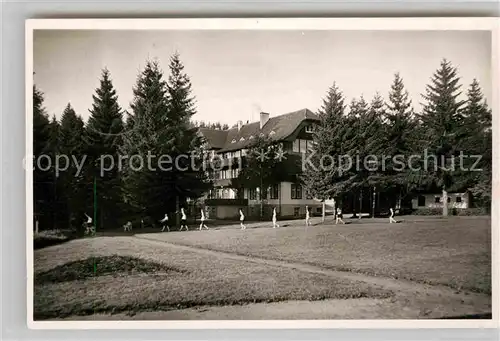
33, 85, 51, 232
122, 56, 210, 226
86, 68, 125, 229
166, 53, 211, 223
458, 79, 492, 208
46, 115, 63, 229
341, 96, 371, 216
383, 73, 417, 208
419, 59, 465, 216
59, 103, 86, 230
301, 83, 348, 221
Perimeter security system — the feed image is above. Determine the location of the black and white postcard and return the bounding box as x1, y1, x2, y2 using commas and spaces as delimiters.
26, 18, 499, 329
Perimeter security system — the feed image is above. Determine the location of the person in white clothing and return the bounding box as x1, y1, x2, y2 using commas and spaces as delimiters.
336, 207, 345, 224
179, 208, 189, 231
199, 208, 209, 230
239, 209, 246, 230
123, 221, 132, 232
305, 206, 311, 227
389, 208, 397, 224
160, 213, 170, 232
272, 207, 280, 228
84, 213, 95, 235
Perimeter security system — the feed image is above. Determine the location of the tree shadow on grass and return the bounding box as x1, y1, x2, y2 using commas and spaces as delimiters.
34, 255, 187, 285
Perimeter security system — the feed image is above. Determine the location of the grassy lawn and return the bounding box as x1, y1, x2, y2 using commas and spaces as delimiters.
146, 216, 492, 294
34, 237, 392, 320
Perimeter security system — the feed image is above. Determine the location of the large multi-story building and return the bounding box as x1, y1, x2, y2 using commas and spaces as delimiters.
198, 108, 325, 220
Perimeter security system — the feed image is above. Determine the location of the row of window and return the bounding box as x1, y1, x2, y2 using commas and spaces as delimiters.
417, 195, 463, 206
292, 139, 315, 154
248, 185, 280, 200
209, 137, 316, 161
210, 168, 240, 180
231, 131, 277, 144
293, 206, 322, 216
247, 184, 313, 200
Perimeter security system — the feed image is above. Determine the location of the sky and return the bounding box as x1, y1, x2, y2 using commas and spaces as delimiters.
33, 30, 492, 125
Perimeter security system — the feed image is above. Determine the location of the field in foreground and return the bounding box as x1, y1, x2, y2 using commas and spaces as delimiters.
33, 216, 492, 320
34, 237, 392, 319
141, 216, 492, 294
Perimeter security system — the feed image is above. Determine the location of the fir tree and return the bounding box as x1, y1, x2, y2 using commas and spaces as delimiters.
418, 59, 465, 216
86, 68, 125, 229
301, 83, 348, 221
341, 96, 371, 216
458, 79, 492, 208
59, 103, 86, 230
166, 53, 211, 222
33, 85, 51, 232
383, 73, 417, 207
46, 115, 64, 229
122, 56, 210, 226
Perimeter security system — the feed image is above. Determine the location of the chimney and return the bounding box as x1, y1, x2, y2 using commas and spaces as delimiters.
260, 112, 270, 129
237, 120, 243, 131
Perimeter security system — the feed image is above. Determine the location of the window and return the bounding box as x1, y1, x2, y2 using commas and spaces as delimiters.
239, 137, 245, 142
270, 184, 279, 199
456, 196, 462, 203
261, 187, 268, 200
316, 207, 322, 213
305, 125, 314, 133
417, 195, 426, 207
293, 139, 313, 153
447, 197, 451, 203
291, 183, 302, 199
294, 207, 300, 217
231, 139, 236, 143
249, 135, 254, 140
269, 131, 276, 136
231, 168, 240, 178
435, 197, 440, 203
249, 188, 257, 200
299, 140, 307, 153
307, 140, 315, 153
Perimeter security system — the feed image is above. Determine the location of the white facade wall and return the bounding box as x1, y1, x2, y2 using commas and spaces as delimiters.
411, 192, 471, 209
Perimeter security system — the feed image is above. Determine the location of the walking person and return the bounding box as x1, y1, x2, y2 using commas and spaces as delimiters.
389, 207, 397, 224
272, 207, 280, 228
305, 205, 311, 227
239, 209, 246, 230
160, 213, 170, 232
179, 208, 189, 231
84, 213, 95, 235
336, 207, 345, 224
199, 208, 209, 230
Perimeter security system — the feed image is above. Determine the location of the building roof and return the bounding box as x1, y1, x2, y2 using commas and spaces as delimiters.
200, 108, 319, 153
198, 127, 229, 149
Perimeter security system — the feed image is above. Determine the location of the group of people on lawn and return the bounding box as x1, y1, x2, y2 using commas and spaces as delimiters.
82, 205, 398, 235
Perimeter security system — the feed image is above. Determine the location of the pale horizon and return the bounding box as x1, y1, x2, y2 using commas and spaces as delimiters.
33, 30, 492, 125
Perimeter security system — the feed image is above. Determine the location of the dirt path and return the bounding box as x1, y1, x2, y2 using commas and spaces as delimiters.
133, 235, 492, 319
